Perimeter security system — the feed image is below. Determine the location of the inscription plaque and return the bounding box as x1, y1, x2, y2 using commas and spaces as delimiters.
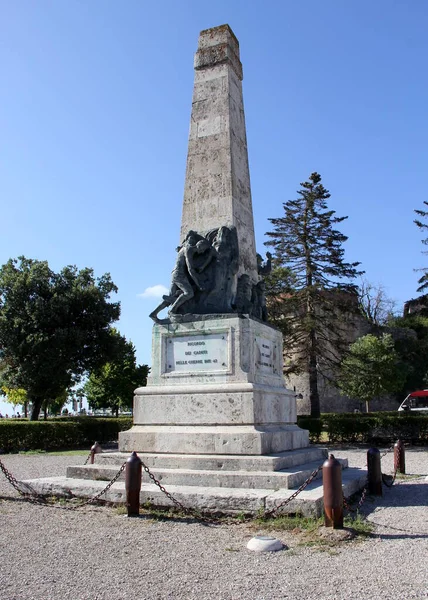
166, 333, 229, 373
255, 337, 275, 374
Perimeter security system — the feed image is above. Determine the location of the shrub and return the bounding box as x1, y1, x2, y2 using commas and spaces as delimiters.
297, 412, 428, 445
296, 416, 323, 443
0, 417, 133, 453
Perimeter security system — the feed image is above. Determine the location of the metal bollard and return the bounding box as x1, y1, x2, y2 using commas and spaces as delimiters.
90, 441, 103, 464
394, 439, 405, 475
367, 447, 382, 496
323, 454, 343, 529
125, 451, 142, 517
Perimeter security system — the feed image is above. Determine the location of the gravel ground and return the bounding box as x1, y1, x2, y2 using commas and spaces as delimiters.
0, 447, 427, 600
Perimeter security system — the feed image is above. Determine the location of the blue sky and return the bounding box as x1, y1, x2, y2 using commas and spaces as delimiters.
1, 1, 428, 411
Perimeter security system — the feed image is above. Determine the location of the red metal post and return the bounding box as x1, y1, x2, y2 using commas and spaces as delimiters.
125, 451, 142, 517
367, 447, 382, 496
323, 454, 343, 529
394, 439, 405, 474
90, 441, 103, 465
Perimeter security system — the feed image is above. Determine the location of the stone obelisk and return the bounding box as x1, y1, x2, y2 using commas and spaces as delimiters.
180, 25, 258, 282
119, 25, 309, 456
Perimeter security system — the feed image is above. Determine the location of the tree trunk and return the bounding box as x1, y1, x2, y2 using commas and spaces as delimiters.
41, 400, 49, 420
309, 331, 320, 418
306, 280, 320, 418
365, 399, 370, 413
23, 401, 28, 418
29, 396, 43, 421
304, 242, 320, 418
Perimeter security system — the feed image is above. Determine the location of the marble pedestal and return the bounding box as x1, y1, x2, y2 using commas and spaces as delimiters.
25, 317, 367, 517
119, 315, 309, 455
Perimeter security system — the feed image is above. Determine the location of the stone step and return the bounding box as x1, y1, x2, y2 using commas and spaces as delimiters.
94, 446, 329, 472
21, 467, 367, 518
66, 458, 347, 490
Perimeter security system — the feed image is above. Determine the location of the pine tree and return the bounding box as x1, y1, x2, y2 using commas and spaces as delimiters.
414, 200, 428, 292
265, 172, 364, 417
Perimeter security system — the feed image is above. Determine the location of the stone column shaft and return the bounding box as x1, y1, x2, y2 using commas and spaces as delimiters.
180, 25, 258, 282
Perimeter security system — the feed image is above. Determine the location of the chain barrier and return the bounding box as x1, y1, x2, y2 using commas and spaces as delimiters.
343, 479, 368, 513
0, 455, 127, 511
262, 464, 323, 518
140, 459, 325, 522
343, 442, 400, 512
381, 442, 399, 488
67, 462, 127, 510
0, 457, 46, 502
140, 460, 223, 524
83, 450, 92, 466
0, 439, 405, 522
380, 443, 395, 460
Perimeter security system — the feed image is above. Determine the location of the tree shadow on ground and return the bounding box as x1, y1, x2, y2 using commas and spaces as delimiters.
348, 479, 428, 539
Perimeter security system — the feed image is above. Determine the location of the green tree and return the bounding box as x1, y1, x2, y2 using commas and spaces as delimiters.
84, 331, 149, 416
42, 389, 69, 419
339, 333, 407, 412
1, 386, 27, 416
0, 383, 69, 419
265, 172, 363, 417
414, 200, 428, 292
263, 263, 296, 336
386, 314, 428, 394
0, 257, 120, 420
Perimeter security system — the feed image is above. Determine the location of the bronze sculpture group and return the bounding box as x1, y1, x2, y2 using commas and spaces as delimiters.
149, 226, 270, 323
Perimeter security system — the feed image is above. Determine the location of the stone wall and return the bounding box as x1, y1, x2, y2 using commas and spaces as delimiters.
289, 374, 400, 414
282, 293, 400, 414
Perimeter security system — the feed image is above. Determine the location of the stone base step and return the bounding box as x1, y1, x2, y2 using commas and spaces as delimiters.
119, 424, 310, 455
94, 447, 329, 472
21, 467, 367, 518
66, 457, 347, 490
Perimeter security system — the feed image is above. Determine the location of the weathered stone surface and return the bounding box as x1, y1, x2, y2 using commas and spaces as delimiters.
120, 315, 308, 455
180, 25, 258, 284
67, 457, 347, 490
95, 446, 327, 471
94, 447, 328, 471
146, 315, 286, 387
132, 387, 296, 426
119, 424, 309, 455
21, 466, 367, 517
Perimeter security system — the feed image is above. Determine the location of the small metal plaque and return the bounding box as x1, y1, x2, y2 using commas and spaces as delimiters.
165, 333, 229, 373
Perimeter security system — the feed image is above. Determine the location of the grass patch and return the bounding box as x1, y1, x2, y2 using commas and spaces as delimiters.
115, 505, 127, 515
18, 449, 89, 456
139, 503, 192, 521
252, 512, 374, 543
253, 513, 324, 533
343, 514, 374, 536
394, 472, 421, 481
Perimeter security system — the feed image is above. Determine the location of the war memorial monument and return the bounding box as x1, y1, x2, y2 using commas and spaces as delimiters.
25, 25, 366, 515
120, 23, 309, 457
